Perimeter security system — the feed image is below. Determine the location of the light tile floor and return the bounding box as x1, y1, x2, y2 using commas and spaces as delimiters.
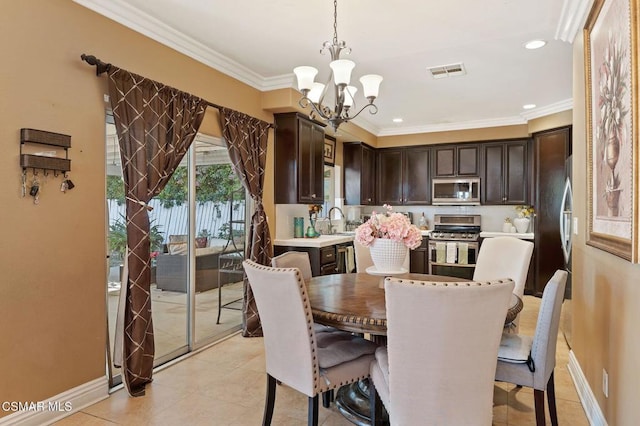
57, 296, 588, 425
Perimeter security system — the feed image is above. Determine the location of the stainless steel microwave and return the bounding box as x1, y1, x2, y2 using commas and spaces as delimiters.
432, 178, 481, 205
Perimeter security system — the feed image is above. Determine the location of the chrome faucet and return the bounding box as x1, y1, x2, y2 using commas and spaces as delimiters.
327, 207, 345, 234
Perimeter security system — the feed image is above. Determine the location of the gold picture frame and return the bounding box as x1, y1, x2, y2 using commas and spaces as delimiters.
584, 0, 639, 262
324, 136, 336, 166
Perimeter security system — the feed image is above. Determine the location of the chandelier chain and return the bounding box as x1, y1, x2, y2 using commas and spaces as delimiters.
333, 0, 338, 45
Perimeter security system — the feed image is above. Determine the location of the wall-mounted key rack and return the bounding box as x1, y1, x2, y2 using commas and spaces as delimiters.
20, 128, 71, 173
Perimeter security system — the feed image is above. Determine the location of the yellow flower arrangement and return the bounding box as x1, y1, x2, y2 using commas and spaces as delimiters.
515, 205, 535, 218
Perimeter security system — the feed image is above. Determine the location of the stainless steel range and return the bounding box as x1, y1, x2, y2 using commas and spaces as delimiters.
428, 214, 481, 279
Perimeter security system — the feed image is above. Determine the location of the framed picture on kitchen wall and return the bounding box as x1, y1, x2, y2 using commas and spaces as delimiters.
324, 135, 336, 166
584, 0, 639, 262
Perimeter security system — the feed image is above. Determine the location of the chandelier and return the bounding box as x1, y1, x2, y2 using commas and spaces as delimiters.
293, 0, 382, 131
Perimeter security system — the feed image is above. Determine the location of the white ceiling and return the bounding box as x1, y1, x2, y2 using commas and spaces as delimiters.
76, 0, 588, 137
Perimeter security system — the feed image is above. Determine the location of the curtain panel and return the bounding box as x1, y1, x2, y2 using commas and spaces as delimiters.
220, 107, 272, 337
108, 67, 207, 396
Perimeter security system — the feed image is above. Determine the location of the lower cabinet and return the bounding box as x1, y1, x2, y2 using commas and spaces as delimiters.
274, 245, 337, 277
409, 238, 429, 273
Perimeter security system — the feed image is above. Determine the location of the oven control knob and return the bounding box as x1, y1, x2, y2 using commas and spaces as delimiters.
449, 233, 455, 238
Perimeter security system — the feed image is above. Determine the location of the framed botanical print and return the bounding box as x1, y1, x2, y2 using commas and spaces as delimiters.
324, 135, 336, 166
584, 0, 639, 262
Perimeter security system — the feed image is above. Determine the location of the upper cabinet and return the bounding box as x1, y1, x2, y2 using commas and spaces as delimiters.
274, 113, 325, 204
344, 142, 376, 205
377, 146, 430, 205
481, 139, 529, 205
432, 144, 479, 177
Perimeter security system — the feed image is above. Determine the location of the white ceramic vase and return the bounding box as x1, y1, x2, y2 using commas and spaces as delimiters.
513, 217, 530, 233
369, 238, 408, 271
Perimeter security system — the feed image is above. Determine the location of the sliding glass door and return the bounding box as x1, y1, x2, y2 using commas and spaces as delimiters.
106, 117, 244, 388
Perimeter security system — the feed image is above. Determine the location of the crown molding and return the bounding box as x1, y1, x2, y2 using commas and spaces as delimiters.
377, 116, 527, 137
376, 99, 573, 137
555, 0, 592, 43
73, 0, 268, 90
520, 98, 574, 120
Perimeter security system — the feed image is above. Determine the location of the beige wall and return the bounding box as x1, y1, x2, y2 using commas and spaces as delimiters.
0, 0, 274, 415
571, 27, 640, 424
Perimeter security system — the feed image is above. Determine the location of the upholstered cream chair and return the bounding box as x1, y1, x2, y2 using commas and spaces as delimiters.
271, 251, 336, 336
495, 270, 568, 426
243, 260, 378, 426
353, 240, 410, 272
473, 236, 534, 331
271, 251, 313, 279
369, 277, 515, 426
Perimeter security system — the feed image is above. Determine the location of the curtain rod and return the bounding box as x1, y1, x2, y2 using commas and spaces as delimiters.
80, 54, 274, 127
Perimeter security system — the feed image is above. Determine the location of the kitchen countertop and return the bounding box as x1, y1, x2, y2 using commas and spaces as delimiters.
274, 229, 431, 248
480, 231, 534, 240
274, 234, 355, 248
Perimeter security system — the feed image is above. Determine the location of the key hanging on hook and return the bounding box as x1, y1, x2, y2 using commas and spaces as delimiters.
63, 172, 75, 191
21, 169, 27, 198
30, 176, 40, 204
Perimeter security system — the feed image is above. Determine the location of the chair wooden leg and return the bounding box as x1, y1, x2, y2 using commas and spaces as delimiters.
308, 395, 319, 426
534, 389, 546, 426
369, 381, 384, 426
263, 374, 277, 426
322, 391, 331, 408
547, 371, 558, 426
321, 389, 335, 408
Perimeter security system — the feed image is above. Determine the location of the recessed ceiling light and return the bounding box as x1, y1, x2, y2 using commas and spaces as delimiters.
523, 104, 536, 110
393, 118, 403, 123
524, 40, 546, 50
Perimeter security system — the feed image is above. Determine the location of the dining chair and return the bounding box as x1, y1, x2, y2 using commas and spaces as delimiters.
353, 240, 410, 272
473, 236, 534, 331
495, 269, 568, 426
271, 251, 336, 334
271, 251, 313, 279
369, 277, 515, 425
243, 260, 379, 426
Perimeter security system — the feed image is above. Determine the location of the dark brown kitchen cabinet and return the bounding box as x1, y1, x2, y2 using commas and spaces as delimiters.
377, 146, 430, 205
274, 112, 325, 204
273, 245, 337, 277
432, 144, 479, 177
409, 237, 429, 273
481, 139, 529, 205
344, 142, 376, 205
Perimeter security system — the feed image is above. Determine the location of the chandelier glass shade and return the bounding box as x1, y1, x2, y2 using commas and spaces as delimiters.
293, 0, 382, 131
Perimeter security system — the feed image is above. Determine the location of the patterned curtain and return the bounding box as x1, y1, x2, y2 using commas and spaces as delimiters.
108, 67, 207, 396
220, 107, 272, 337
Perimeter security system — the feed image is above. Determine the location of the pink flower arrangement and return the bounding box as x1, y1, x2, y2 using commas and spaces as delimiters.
355, 205, 423, 249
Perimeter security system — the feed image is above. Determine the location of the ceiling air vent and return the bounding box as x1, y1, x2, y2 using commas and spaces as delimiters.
427, 63, 466, 79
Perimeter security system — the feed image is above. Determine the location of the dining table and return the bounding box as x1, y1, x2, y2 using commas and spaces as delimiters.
306, 272, 523, 426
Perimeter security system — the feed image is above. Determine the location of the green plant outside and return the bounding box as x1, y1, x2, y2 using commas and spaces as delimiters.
108, 215, 164, 260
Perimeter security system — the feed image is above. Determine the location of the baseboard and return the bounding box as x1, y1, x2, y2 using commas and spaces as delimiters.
568, 350, 608, 426
0, 377, 109, 426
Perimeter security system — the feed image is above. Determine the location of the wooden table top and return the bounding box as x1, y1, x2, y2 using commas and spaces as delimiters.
307, 273, 523, 335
